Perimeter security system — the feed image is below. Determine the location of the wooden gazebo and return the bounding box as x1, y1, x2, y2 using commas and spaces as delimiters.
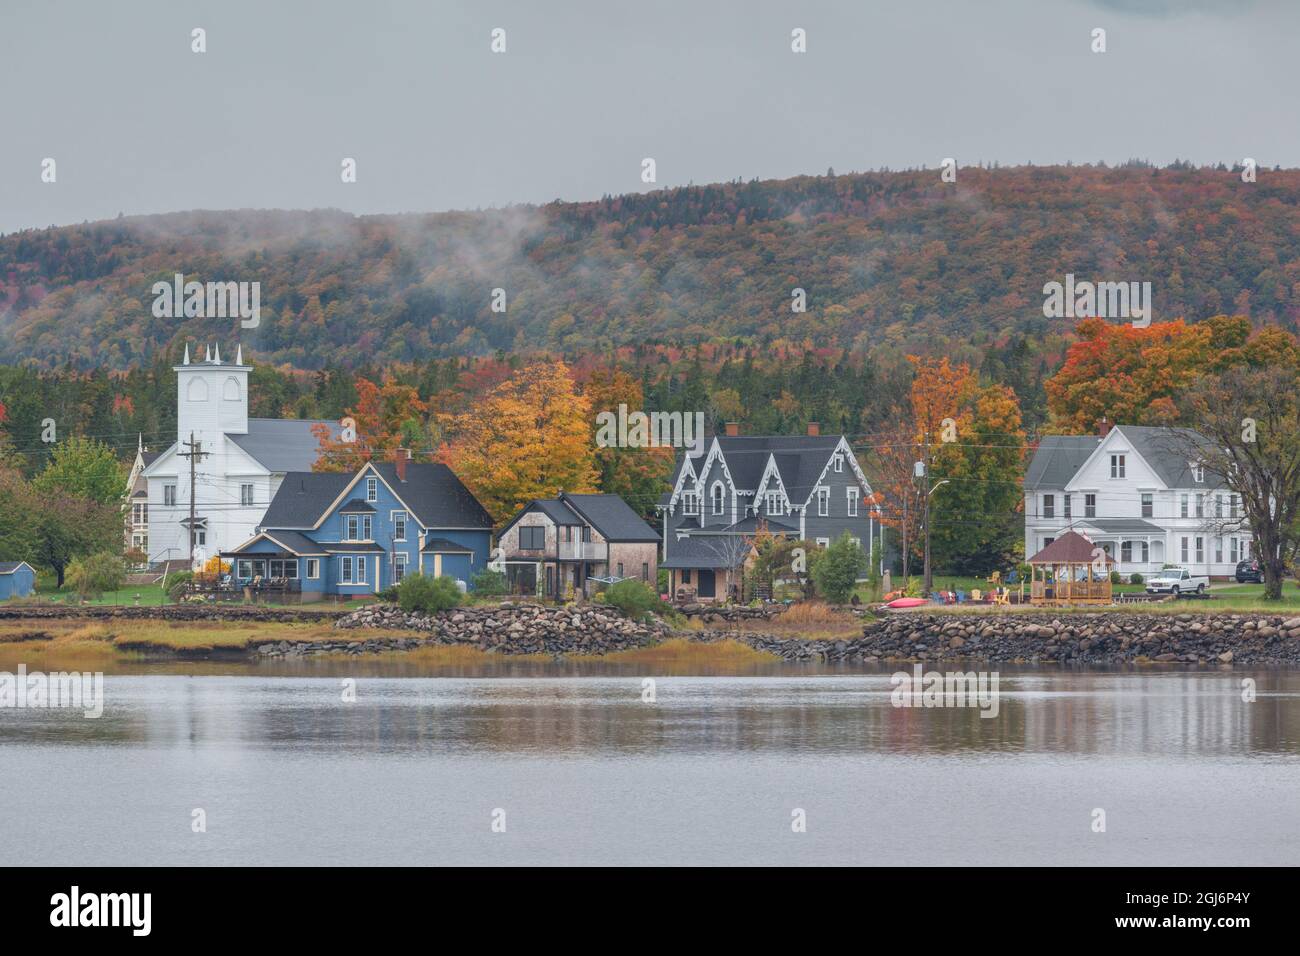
1028, 530, 1114, 605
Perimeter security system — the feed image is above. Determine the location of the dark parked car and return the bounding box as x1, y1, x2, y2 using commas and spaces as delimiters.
1235, 559, 1263, 584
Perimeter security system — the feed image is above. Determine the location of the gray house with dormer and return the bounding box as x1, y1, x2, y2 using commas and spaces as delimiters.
657, 424, 877, 602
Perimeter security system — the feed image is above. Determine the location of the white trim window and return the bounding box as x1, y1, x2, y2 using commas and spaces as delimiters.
340, 555, 368, 584
345, 514, 372, 541
1195, 537, 1205, 563
682, 491, 700, 516
393, 511, 407, 542
1042, 494, 1055, 519
1063, 495, 1072, 519
711, 484, 725, 515
1084, 494, 1096, 519
164, 484, 176, 506
366, 477, 378, 502
847, 488, 858, 517
834, 454, 844, 473
1180, 494, 1189, 518
1180, 537, 1190, 563
394, 553, 407, 583
765, 490, 784, 515
240, 483, 254, 506
817, 488, 829, 517
1110, 454, 1126, 478
306, 558, 320, 580
1192, 463, 1205, 483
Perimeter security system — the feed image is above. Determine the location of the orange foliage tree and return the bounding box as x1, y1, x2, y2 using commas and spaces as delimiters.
437, 360, 598, 523
312, 377, 430, 471
583, 368, 675, 519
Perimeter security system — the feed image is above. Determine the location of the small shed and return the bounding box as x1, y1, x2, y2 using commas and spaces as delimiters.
0, 561, 37, 600
1028, 531, 1113, 605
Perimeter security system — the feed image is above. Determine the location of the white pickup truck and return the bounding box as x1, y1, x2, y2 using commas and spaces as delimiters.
1145, 566, 1209, 596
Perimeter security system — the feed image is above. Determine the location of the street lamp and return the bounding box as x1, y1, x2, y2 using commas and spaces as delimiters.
920, 470, 950, 595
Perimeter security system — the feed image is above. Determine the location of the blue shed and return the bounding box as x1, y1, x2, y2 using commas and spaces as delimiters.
0, 562, 37, 600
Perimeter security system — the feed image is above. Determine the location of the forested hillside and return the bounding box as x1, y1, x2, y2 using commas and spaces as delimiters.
2, 163, 1296, 371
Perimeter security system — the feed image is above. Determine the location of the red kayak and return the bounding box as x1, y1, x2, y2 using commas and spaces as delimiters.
884, 597, 929, 609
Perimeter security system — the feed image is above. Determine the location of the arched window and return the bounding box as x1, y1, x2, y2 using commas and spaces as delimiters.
223, 376, 240, 401
187, 378, 208, 402
711, 482, 725, 515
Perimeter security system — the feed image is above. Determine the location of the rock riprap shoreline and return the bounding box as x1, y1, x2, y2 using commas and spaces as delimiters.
833, 611, 1300, 666
259, 601, 674, 658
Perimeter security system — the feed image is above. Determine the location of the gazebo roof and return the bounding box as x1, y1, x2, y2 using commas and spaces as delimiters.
1028, 530, 1115, 565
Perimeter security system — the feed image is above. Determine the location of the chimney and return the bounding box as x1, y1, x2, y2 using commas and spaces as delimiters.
394, 447, 411, 482
724, 422, 740, 437
806, 422, 820, 437
1096, 416, 1112, 438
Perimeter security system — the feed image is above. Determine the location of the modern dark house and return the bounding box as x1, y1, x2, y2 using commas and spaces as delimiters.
657, 424, 877, 602
497, 492, 660, 599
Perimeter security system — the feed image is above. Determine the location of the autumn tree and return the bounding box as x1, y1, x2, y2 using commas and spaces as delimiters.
312, 376, 430, 471
1043, 316, 1252, 432
584, 368, 675, 519
1164, 362, 1300, 600
437, 360, 598, 523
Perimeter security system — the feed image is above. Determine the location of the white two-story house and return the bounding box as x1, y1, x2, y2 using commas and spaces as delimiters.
1024, 422, 1254, 579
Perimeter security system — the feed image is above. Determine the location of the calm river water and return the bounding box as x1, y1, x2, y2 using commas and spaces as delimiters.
1, 662, 1297, 865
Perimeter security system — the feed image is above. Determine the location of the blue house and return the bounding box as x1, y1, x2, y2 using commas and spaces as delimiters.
0, 562, 37, 600
222, 457, 493, 600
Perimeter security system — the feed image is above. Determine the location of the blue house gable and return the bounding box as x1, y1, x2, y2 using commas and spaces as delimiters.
222, 457, 493, 600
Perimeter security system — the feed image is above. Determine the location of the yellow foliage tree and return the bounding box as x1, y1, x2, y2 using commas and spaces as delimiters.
438, 360, 599, 523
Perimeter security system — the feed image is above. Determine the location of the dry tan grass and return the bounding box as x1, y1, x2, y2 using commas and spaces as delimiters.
599, 637, 777, 665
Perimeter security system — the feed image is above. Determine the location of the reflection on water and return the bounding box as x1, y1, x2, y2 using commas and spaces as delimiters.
1, 670, 1297, 865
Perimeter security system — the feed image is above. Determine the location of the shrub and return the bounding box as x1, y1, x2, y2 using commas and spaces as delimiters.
656, 568, 669, 594
603, 578, 662, 619
1109, 569, 1123, 584
396, 573, 462, 613
66, 552, 127, 599
377, 585, 399, 603
811, 533, 867, 604
1129, 572, 1144, 585
165, 571, 194, 601
471, 568, 508, 596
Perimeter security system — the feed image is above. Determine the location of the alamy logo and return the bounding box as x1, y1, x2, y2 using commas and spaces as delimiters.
152, 273, 261, 328
1042, 274, 1151, 327
50, 886, 151, 936
890, 665, 1000, 718
595, 404, 705, 456
0, 664, 103, 718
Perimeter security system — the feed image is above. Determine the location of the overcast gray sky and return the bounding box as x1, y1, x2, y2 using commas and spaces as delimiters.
0, 0, 1294, 235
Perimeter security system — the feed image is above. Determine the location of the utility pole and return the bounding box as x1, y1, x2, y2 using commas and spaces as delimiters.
178, 432, 210, 569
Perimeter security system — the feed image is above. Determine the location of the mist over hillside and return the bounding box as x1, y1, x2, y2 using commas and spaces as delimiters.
1, 163, 1296, 371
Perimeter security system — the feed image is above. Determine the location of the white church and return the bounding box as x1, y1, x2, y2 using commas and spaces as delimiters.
139, 344, 339, 570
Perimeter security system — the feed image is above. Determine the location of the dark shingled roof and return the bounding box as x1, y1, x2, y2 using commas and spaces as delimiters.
370, 462, 494, 530
338, 499, 376, 513
228, 418, 340, 472
499, 493, 658, 542
225, 530, 327, 556
422, 538, 474, 553
658, 534, 751, 570
260, 462, 493, 532
260, 472, 353, 528
558, 493, 659, 542
721, 515, 799, 535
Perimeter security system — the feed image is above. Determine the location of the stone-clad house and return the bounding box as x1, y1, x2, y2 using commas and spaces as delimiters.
657, 424, 877, 602
497, 492, 660, 600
